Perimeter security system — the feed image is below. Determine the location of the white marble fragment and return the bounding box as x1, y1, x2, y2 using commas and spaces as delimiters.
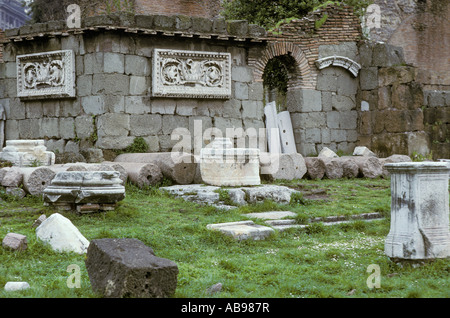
35, 213, 90, 254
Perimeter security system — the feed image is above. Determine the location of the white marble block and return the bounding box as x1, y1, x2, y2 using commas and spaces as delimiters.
277, 111, 297, 154
0, 140, 55, 167
200, 138, 260, 187
152, 49, 231, 99
384, 162, 450, 261
36, 213, 89, 254
264, 102, 281, 154
17, 50, 75, 99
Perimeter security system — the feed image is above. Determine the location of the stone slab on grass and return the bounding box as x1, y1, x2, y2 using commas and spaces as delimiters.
244, 211, 297, 220
160, 184, 300, 208
207, 221, 274, 241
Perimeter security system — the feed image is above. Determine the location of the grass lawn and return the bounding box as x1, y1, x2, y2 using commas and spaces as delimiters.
0, 177, 449, 299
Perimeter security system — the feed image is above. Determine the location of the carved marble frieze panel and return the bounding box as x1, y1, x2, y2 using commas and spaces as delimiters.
315, 55, 361, 77
16, 50, 75, 99
152, 49, 231, 99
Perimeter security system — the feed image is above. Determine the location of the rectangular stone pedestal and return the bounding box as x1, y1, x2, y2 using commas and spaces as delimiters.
384, 162, 450, 261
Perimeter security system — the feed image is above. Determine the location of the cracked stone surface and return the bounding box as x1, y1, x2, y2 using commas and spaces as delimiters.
43, 171, 125, 212
160, 184, 300, 208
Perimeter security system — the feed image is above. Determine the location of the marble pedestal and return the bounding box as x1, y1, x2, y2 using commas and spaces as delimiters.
0, 140, 55, 166
384, 162, 450, 261
200, 138, 260, 187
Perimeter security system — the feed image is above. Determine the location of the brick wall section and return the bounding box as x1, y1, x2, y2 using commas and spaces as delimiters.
78, 0, 222, 18
134, 0, 222, 18
248, 4, 362, 155
249, 4, 361, 90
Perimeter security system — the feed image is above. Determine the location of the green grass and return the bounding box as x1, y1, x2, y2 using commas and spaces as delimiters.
0, 178, 448, 298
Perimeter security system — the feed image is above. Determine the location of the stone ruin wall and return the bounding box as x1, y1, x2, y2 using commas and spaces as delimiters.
249, 5, 363, 156
0, 28, 4, 62
0, 14, 267, 162
0, 3, 448, 162
361, 0, 449, 159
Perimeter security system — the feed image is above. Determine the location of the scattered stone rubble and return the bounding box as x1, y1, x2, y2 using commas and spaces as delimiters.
2, 232, 28, 251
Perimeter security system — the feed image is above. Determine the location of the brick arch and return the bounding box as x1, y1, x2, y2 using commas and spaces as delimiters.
251, 41, 315, 90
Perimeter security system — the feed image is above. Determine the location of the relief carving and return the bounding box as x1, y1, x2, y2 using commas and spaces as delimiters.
17, 50, 75, 99
315, 55, 361, 77
153, 49, 231, 99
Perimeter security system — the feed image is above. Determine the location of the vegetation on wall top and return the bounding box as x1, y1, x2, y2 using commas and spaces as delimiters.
221, 0, 372, 30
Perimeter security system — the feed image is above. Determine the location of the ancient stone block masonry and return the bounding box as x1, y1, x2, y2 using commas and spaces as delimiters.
0, 3, 445, 162
0, 12, 267, 161
357, 42, 428, 158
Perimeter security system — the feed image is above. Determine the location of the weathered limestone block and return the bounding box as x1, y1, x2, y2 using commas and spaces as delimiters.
277, 111, 297, 154
318, 146, 338, 158
384, 162, 450, 261
1, 167, 23, 187
0, 140, 55, 167
2, 233, 27, 251
43, 171, 125, 212
32, 214, 47, 228
240, 185, 298, 204
304, 157, 325, 179
380, 154, 412, 178
264, 102, 281, 154
200, 138, 260, 186
85, 238, 179, 298
114, 152, 196, 185
36, 213, 90, 254
339, 157, 360, 178
350, 156, 383, 178
5, 187, 26, 199
206, 221, 274, 241
353, 146, 377, 157
320, 158, 344, 179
